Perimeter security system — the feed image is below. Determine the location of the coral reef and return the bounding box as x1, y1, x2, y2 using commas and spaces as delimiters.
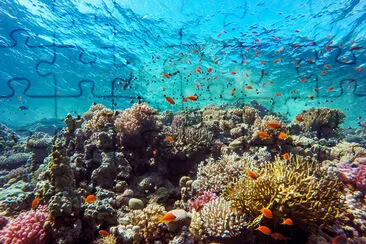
0, 102, 364, 243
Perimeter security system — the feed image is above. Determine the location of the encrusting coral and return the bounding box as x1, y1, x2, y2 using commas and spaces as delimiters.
223, 156, 346, 229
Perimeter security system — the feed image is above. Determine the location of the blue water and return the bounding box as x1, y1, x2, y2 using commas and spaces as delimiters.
0, 0, 365, 129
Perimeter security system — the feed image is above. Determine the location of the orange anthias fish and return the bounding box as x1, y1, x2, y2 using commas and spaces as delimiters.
207, 67, 213, 74
230, 71, 237, 75
194, 67, 202, 73
300, 77, 307, 82
255, 225, 271, 235
245, 85, 253, 89
355, 66, 363, 71
182, 97, 187, 102
275, 93, 282, 97
266, 122, 281, 129
281, 218, 294, 226
246, 170, 258, 180
160, 212, 177, 223
162, 73, 170, 79
281, 153, 290, 160
327, 86, 334, 92
187, 95, 198, 101
260, 208, 273, 218
32, 196, 41, 210
271, 232, 288, 240
278, 132, 289, 140
99, 230, 109, 237
295, 115, 304, 122
257, 131, 270, 139
164, 96, 175, 104
165, 136, 174, 143
84, 194, 97, 203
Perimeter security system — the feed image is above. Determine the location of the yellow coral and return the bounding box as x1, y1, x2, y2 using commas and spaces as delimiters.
127, 203, 169, 242
223, 156, 345, 228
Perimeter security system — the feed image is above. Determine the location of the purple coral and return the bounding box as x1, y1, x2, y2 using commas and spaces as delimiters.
0, 205, 49, 244
188, 190, 217, 211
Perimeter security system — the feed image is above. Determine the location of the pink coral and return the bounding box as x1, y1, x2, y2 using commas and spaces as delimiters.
188, 190, 217, 211
0, 205, 49, 244
338, 159, 366, 194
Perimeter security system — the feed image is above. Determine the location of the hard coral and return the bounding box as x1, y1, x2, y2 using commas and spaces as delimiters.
188, 190, 217, 211
114, 103, 159, 146
0, 205, 49, 244
194, 153, 253, 194
189, 197, 247, 240
163, 125, 214, 160
224, 156, 345, 229
292, 108, 345, 138
125, 202, 169, 242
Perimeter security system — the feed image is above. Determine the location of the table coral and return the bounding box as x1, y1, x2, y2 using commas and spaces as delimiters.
0, 205, 49, 244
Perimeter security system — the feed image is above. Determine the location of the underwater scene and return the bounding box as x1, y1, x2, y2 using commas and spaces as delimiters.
0, 0, 365, 243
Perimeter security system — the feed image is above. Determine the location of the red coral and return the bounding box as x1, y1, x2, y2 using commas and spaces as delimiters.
188, 190, 217, 211
0, 205, 49, 244
338, 159, 366, 194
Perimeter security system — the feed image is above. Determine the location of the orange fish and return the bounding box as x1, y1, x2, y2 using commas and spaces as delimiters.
281, 218, 294, 226
160, 212, 177, 223
278, 132, 288, 140
194, 67, 202, 73
246, 73, 249, 77
207, 67, 213, 74
84, 194, 97, 203
260, 208, 273, 218
99, 230, 109, 237
162, 73, 170, 79
195, 83, 200, 89
300, 77, 307, 82
230, 71, 236, 75
187, 95, 198, 101
281, 153, 290, 160
275, 93, 282, 97
260, 61, 266, 65
355, 66, 363, 71
152, 150, 157, 155
324, 64, 331, 69
165, 136, 174, 143
257, 131, 270, 139
246, 170, 258, 180
306, 58, 314, 63
271, 232, 288, 241
231, 89, 236, 96
273, 59, 279, 64
164, 96, 175, 104
32, 196, 41, 210
327, 86, 334, 92
255, 225, 271, 235
295, 116, 304, 122
266, 122, 281, 129
274, 37, 279, 41
192, 49, 198, 53
268, 80, 273, 84
182, 97, 187, 102
320, 70, 327, 75
245, 85, 253, 89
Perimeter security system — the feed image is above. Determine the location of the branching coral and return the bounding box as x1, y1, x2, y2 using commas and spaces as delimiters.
223, 156, 346, 228
163, 125, 214, 160
189, 197, 247, 240
193, 153, 254, 194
